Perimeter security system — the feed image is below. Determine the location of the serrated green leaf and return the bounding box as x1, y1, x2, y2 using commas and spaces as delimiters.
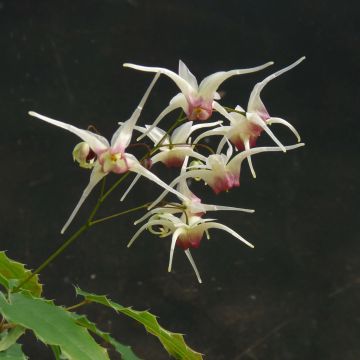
0, 274, 9, 291
0, 327, 25, 351
76, 288, 203, 360
0, 343, 27, 359
50, 345, 69, 360
0, 291, 109, 360
72, 313, 141, 360
0, 252, 42, 296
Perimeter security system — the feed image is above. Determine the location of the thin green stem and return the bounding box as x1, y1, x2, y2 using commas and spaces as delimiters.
90, 202, 151, 226
87, 177, 107, 222
66, 300, 91, 311
13, 224, 88, 293
13, 111, 187, 293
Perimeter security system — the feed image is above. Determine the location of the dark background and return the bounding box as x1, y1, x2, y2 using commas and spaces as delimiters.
0, 0, 359, 359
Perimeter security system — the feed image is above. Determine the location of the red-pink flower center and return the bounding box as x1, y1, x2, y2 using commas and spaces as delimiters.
176, 229, 204, 250
211, 173, 239, 194
186, 97, 213, 121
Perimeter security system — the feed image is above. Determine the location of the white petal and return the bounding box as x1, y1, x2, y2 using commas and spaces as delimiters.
169, 228, 183, 272
120, 173, 141, 202
202, 204, 255, 213
266, 117, 301, 142
225, 140, 233, 161
178, 60, 198, 90
216, 136, 227, 154
198, 61, 274, 100
127, 219, 171, 248
178, 156, 190, 194
228, 143, 305, 175
137, 93, 187, 141
148, 169, 212, 210
128, 158, 189, 204
123, 63, 194, 96
184, 249, 202, 283
189, 120, 223, 135
212, 101, 237, 123
28, 111, 109, 153
244, 138, 256, 178
134, 207, 181, 225
193, 126, 229, 145
145, 125, 168, 145
247, 113, 286, 152
202, 222, 254, 248
248, 57, 305, 113
61, 163, 106, 234
235, 105, 246, 112
213, 92, 221, 100
111, 72, 160, 150
171, 121, 193, 143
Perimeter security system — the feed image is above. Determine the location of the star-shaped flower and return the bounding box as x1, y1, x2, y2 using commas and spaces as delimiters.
194, 57, 305, 177
123, 59, 273, 140
29, 73, 189, 233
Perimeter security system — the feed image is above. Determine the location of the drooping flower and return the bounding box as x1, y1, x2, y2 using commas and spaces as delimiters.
194, 57, 305, 177
123, 59, 274, 140
29, 73, 189, 233
149, 142, 305, 209
128, 210, 254, 283
127, 156, 256, 283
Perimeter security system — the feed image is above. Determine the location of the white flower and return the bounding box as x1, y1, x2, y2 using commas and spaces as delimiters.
118, 120, 222, 201
123, 59, 273, 140
136, 156, 255, 219
194, 57, 305, 177
149, 142, 305, 209
127, 157, 256, 283
29, 73, 189, 234
128, 210, 254, 284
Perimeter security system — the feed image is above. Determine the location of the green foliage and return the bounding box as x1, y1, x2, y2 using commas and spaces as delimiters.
76, 288, 203, 360
0, 251, 204, 359
72, 313, 141, 360
0, 252, 42, 296
0, 327, 25, 352
0, 291, 109, 360
0, 343, 27, 359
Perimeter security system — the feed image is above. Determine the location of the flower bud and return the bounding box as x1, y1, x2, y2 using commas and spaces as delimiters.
72, 142, 96, 169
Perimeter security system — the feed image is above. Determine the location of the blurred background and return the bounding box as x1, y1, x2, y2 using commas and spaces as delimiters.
0, 0, 359, 359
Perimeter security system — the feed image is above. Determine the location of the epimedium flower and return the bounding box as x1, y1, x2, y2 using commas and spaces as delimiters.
119, 120, 222, 201
124, 120, 223, 167
128, 157, 256, 283
193, 57, 305, 178
28, 73, 190, 234
136, 155, 255, 220
149, 142, 305, 209
123, 59, 274, 140
128, 211, 254, 284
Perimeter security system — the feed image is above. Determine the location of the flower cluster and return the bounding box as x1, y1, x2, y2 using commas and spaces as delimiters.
29, 57, 305, 283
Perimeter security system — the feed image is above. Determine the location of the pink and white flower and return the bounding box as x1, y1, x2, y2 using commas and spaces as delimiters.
194, 57, 305, 177
123, 59, 274, 140
128, 157, 256, 283
118, 120, 222, 201
149, 142, 305, 209
128, 210, 254, 284
29, 73, 189, 234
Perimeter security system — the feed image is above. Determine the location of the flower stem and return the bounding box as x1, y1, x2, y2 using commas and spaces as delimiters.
13, 111, 187, 293
65, 300, 91, 311
12, 224, 88, 293
90, 202, 151, 225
